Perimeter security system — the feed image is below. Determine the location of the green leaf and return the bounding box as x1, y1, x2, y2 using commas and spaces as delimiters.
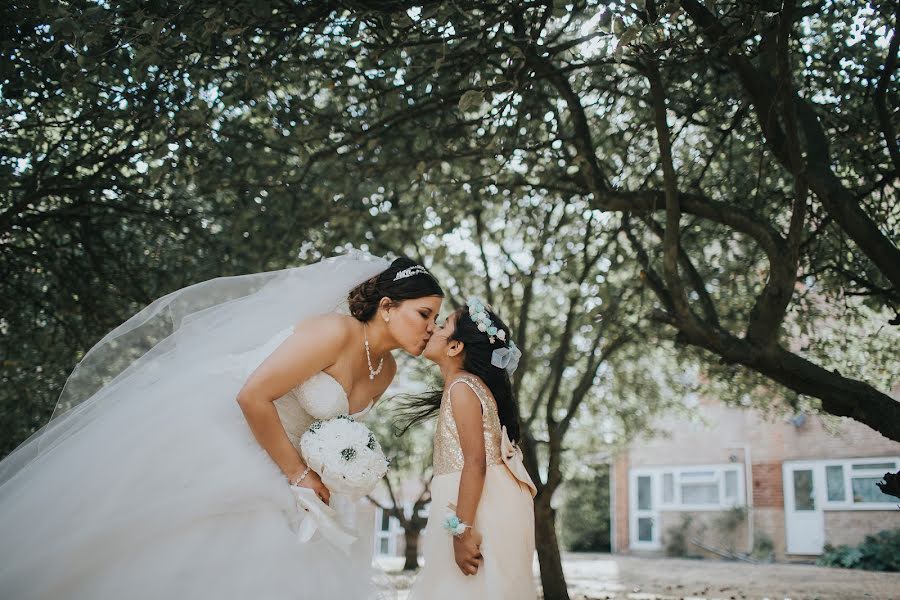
458, 90, 484, 113
50, 17, 76, 36
619, 26, 641, 46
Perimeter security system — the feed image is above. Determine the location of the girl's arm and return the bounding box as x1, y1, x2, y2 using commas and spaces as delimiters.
449, 382, 487, 575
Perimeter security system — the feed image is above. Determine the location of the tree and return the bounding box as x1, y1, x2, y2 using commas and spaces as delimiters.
366, 384, 435, 571
8, 1, 895, 437
417, 195, 696, 599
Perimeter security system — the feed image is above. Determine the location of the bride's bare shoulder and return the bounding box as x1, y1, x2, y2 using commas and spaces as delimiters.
292, 313, 357, 343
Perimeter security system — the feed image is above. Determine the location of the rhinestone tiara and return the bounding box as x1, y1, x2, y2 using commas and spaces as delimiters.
393, 265, 430, 281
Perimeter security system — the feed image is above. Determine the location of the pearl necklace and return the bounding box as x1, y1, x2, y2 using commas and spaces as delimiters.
364, 324, 384, 380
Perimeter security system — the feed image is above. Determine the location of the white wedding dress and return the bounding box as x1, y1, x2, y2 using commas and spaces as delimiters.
0, 326, 390, 599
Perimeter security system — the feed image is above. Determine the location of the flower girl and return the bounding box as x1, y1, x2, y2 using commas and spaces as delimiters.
405, 299, 537, 600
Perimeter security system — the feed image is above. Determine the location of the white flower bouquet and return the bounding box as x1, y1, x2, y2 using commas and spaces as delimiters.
300, 415, 389, 498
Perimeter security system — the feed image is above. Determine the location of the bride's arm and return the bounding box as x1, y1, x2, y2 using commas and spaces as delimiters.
236, 315, 349, 488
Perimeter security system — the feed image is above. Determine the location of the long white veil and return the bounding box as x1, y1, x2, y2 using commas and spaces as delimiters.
0, 250, 391, 487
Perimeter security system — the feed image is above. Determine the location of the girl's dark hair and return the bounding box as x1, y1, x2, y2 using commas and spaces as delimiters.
347, 257, 444, 321
396, 305, 522, 443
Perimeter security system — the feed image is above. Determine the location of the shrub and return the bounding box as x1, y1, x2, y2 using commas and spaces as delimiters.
559, 466, 611, 552
817, 529, 900, 572
752, 532, 775, 562
665, 514, 693, 557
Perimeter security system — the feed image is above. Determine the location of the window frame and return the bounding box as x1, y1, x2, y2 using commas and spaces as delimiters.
653, 463, 746, 511
819, 456, 900, 511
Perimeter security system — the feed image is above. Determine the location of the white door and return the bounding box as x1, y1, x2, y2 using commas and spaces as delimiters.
783, 462, 825, 555
629, 471, 661, 550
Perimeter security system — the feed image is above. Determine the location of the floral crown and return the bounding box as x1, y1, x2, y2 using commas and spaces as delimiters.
466, 297, 522, 375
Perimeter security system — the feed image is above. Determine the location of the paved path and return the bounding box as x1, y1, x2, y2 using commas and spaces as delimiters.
381, 553, 900, 600
561, 553, 900, 600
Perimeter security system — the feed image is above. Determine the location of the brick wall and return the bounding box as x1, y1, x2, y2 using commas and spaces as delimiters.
824, 511, 900, 547
612, 454, 630, 553
658, 509, 751, 558
752, 461, 783, 508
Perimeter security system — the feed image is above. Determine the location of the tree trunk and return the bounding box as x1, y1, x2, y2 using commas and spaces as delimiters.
534, 495, 569, 600
403, 526, 422, 571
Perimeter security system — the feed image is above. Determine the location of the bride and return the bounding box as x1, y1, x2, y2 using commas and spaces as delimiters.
0, 252, 444, 599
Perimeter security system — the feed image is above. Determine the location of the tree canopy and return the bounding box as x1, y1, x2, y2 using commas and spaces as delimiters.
4, 1, 897, 450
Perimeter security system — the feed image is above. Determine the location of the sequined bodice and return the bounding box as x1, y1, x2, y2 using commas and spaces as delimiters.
433, 375, 504, 476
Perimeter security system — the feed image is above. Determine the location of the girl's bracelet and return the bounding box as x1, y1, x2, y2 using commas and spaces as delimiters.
442, 510, 471, 537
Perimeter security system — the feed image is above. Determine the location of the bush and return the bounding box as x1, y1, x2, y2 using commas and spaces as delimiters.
665, 514, 693, 557
817, 529, 900, 572
752, 532, 775, 562
559, 466, 611, 552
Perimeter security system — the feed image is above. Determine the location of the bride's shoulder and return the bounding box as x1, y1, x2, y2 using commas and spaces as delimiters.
292, 313, 356, 343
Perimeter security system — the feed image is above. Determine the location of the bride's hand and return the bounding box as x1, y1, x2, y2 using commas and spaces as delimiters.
294, 470, 331, 505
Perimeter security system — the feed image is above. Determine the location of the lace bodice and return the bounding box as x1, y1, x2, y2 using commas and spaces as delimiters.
274, 371, 373, 447
433, 375, 504, 476
240, 327, 373, 450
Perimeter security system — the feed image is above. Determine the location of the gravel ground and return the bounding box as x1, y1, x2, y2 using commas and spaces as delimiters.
380, 552, 900, 600
562, 553, 900, 600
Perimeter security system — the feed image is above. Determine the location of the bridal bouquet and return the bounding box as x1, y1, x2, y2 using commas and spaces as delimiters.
300, 415, 389, 498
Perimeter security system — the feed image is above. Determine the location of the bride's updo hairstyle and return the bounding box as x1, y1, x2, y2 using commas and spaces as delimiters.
347, 257, 444, 321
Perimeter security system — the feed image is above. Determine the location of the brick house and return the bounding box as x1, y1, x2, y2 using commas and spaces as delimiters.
610, 391, 900, 561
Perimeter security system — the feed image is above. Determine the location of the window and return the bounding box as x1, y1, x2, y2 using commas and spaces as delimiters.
826, 465, 845, 502
637, 476, 652, 510
678, 470, 719, 506
654, 465, 745, 510
792, 469, 815, 511
373, 507, 400, 556
821, 457, 899, 509
724, 470, 739, 501
637, 517, 654, 542
662, 473, 675, 504
851, 462, 894, 504
851, 477, 885, 503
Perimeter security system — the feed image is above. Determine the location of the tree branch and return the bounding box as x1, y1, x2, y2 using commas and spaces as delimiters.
875, 2, 900, 176
646, 58, 695, 328
680, 0, 900, 291
746, 0, 807, 346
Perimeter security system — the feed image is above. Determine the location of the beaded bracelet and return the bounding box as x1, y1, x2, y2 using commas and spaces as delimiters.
289, 466, 311, 487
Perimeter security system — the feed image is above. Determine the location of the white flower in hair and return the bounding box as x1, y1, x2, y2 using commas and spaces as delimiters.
467, 296, 521, 373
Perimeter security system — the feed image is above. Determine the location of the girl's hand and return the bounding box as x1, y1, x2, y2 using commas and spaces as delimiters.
453, 528, 483, 576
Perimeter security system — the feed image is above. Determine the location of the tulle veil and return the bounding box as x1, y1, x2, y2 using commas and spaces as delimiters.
0, 250, 390, 487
